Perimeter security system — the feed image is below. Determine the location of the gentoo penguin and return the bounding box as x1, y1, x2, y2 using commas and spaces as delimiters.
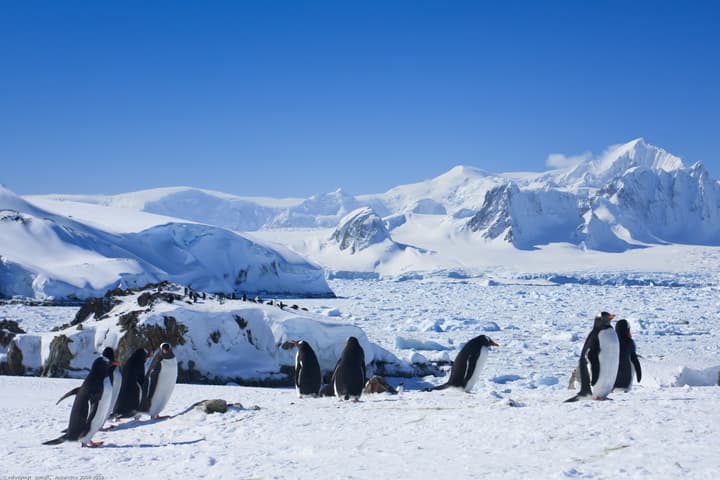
427, 335, 499, 392
331, 336, 366, 401
112, 347, 150, 418
291, 340, 322, 398
56, 347, 121, 418
614, 319, 642, 391
565, 312, 620, 402
43, 357, 114, 447
140, 343, 177, 419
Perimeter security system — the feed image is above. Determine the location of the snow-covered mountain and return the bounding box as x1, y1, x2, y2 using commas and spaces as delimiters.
18, 138, 720, 282
0, 185, 332, 300
330, 207, 393, 253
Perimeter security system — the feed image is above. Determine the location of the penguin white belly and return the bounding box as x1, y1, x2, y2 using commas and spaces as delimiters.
148, 358, 177, 417
79, 377, 113, 444
591, 329, 619, 399
108, 368, 122, 419
464, 347, 489, 393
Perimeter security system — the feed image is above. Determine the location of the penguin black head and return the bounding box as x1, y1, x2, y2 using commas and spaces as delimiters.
594, 311, 615, 328
478, 335, 499, 348
346, 336, 360, 347
131, 347, 150, 360
101, 347, 119, 366
159, 342, 175, 359
89, 356, 111, 376
615, 319, 631, 338
102, 347, 115, 362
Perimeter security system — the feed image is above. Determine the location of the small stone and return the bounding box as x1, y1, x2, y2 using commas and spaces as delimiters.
198, 399, 228, 414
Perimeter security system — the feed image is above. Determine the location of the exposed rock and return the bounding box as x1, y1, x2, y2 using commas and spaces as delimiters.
42, 335, 73, 377
0, 319, 25, 347
0, 340, 25, 375
364, 375, 398, 395
137, 291, 183, 307
73, 296, 120, 325
195, 398, 228, 414
319, 383, 335, 397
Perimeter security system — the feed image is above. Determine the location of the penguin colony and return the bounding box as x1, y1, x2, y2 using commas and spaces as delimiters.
44, 343, 178, 448
43, 311, 640, 447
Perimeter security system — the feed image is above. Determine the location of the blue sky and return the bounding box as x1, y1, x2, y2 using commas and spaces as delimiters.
2, 1, 719, 197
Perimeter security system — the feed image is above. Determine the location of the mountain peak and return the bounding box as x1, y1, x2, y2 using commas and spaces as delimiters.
562, 138, 685, 187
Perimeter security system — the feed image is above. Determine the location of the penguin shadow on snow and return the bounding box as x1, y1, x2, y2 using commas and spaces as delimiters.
100, 437, 206, 449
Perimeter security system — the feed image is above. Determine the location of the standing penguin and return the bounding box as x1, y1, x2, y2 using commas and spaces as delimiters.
331, 336, 366, 401
291, 340, 322, 398
55, 347, 121, 413
43, 357, 114, 447
566, 312, 620, 402
140, 343, 177, 419
427, 335, 499, 392
614, 319, 642, 391
113, 347, 150, 418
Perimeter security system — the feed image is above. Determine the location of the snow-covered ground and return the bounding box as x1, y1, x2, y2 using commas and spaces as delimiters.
2, 278, 719, 478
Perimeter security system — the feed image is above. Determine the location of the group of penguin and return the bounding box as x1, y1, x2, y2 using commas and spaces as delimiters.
295, 311, 641, 403
43, 311, 640, 447
565, 311, 642, 402
43, 342, 178, 448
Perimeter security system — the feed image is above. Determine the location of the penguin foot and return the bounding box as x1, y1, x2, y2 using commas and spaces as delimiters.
100, 425, 115, 431
82, 441, 104, 448
152, 415, 171, 420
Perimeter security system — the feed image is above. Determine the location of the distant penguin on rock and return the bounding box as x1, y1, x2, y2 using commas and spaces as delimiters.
332, 336, 366, 401
140, 343, 177, 419
43, 357, 114, 448
566, 312, 619, 402
614, 319, 642, 392
291, 340, 322, 398
113, 347, 150, 418
427, 334, 498, 393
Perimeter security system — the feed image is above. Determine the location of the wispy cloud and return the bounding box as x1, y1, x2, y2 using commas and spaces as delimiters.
545, 151, 592, 168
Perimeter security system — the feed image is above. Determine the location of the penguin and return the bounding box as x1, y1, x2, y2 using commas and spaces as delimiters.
331, 336, 366, 401
140, 343, 177, 419
565, 311, 620, 402
614, 319, 642, 391
55, 347, 121, 418
291, 340, 322, 398
112, 347, 150, 418
43, 357, 114, 447
427, 335, 499, 392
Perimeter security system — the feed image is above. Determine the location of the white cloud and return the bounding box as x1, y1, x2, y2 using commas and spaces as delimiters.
545, 151, 592, 168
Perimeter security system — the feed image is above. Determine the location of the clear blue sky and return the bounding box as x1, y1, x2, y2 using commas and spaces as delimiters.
2, 1, 719, 197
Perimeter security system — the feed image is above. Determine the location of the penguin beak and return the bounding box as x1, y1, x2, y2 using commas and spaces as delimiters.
490, 340, 499, 347
147, 353, 154, 359
608, 313, 616, 320
111, 361, 119, 366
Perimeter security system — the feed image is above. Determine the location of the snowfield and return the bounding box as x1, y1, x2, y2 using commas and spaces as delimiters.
2, 278, 720, 479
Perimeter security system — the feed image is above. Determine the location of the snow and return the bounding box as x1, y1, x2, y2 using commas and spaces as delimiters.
2, 276, 720, 477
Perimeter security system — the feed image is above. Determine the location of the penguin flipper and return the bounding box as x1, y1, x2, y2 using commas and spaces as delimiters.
588, 345, 600, 386
43, 434, 68, 445
463, 352, 479, 385
56, 387, 81, 405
